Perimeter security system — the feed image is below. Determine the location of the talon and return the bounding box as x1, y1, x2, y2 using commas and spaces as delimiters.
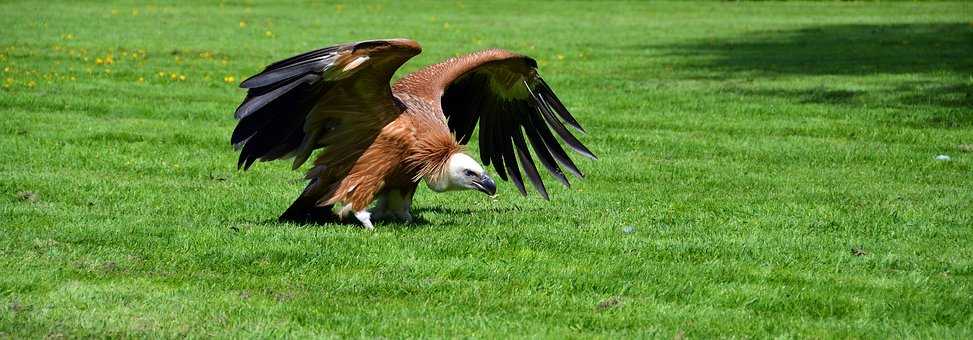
354, 210, 374, 230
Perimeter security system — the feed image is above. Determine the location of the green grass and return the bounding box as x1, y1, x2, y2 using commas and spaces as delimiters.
2, 1, 972, 338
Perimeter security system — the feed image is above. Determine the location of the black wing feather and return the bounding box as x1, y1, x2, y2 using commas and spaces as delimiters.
525, 82, 586, 177
528, 106, 583, 179
502, 135, 527, 195
264, 45, 342, 71
488, 101, 508, 181
441, 57, 595, 198
443, 73, 482, 144
477, 95, 496, 166
520, 105, 570, 188
233, 79, 320, 168
533, 92, 597, 160
231, 44, 353, 169
230, 39, 419, 171
512, 128, 548, 200
537, 78, 585, 133
235, 74, 320, 119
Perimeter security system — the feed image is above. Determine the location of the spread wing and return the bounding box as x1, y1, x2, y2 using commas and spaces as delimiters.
230, 38, 421, 170
399, 49, 596, 199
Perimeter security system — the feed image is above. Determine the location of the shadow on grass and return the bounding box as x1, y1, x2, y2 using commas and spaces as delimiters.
656, 23, 973, 127
662, 23, 971, 76
245, 215, 438, 230
413, 205, 541, 215
242, 204, 537, 230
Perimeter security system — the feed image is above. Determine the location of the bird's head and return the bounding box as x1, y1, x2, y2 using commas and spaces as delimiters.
425, 153, 497, 196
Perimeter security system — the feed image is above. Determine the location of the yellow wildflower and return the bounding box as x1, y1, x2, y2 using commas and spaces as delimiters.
95, 58, 103, 65
265, 30, 274, 37
239, 21, 247, 28
223, 75, 236, 83
178, 74, 186, 81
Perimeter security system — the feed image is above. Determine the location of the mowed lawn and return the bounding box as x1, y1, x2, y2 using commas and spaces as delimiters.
1, 1, 971, 337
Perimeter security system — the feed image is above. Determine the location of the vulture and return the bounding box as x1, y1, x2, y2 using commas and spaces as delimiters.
231, 38, 596, 229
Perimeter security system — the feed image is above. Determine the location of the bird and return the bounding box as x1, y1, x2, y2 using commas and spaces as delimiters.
230, 38, 596, 229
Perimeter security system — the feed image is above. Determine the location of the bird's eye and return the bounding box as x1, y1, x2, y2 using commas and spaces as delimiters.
463, 169, 476, 177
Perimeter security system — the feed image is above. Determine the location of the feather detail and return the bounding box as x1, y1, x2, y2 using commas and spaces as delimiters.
230, 39, 421, 172
396, 48, 595, 198
405, 127, 463, 183
230, 41, 597, 223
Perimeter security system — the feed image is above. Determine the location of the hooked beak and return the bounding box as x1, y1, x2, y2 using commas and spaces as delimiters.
472, 174, 497, 196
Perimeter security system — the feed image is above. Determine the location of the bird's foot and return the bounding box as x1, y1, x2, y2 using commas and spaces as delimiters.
338, 205, 374, 230
354, 210, 374, 231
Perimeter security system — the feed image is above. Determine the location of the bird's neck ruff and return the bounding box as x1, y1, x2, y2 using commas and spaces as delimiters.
406, 130, 464, 183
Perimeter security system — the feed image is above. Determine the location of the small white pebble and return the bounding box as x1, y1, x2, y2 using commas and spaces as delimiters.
623, 225, 636, 234
935, 154, 951, 161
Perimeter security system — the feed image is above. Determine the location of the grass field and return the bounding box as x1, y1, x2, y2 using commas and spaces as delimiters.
2, 1, 972, 338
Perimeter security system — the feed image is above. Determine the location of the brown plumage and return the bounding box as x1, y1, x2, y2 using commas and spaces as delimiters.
231, 39, 596, 229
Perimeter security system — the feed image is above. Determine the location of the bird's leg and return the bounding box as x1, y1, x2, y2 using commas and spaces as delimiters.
370, 193, 391, 221
339, 204, 374, 230
354, 210, 374, 230
391, 190, 413, 223
338, 204, 353, 220
370, 190, 412, 223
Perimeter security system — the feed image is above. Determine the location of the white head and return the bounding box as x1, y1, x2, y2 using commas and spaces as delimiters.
425, 153, 497, 196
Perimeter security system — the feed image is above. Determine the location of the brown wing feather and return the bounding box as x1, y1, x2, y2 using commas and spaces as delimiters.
394, 49, 596, 199
231, 38, 422, 171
